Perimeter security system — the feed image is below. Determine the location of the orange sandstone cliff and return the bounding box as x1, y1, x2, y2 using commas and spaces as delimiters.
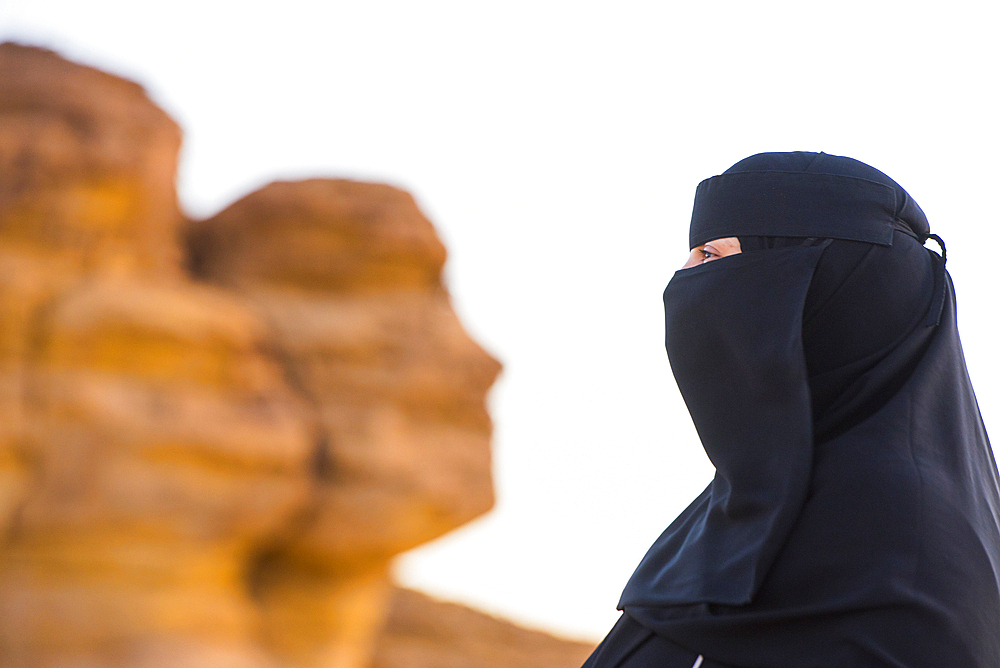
0, 43, 594, 667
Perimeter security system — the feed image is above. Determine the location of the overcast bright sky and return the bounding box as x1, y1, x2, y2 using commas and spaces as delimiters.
2, 0, 997, 642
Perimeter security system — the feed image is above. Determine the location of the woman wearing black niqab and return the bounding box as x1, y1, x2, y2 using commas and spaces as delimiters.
582, 152, 1000, 668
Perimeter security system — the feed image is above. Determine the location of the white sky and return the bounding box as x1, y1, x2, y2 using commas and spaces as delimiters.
2, 0, 997, 643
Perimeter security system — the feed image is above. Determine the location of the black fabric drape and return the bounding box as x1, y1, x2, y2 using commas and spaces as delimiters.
620, 244, 823, 607
608, 152, 1000, 667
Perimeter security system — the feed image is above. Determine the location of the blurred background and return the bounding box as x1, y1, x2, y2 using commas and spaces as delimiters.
1, 0, 997, 649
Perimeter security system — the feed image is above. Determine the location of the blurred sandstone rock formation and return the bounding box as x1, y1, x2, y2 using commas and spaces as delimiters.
0, 43, 593, 667
371, 587, 596, 668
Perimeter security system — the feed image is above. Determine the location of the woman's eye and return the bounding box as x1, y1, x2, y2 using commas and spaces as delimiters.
680, 237, 740, 269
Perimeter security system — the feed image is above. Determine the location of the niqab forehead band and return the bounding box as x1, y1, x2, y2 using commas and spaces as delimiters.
688, 170, 930, 250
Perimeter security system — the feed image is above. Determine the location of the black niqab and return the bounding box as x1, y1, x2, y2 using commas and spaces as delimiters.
617, 152, 1000, 666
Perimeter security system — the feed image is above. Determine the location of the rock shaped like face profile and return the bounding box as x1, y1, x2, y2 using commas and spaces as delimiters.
0, 43, 501, 668
187, 179, 502, 667
188, 179, 502, 563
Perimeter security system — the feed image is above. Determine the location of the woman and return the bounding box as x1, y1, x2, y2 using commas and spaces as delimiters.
583, 152, 1000, 667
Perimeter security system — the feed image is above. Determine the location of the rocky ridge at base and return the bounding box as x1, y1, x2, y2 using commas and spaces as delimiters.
373, 587, 596, 668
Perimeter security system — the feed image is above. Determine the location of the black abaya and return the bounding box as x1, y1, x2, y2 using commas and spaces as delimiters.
586, 152, 1000, 667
